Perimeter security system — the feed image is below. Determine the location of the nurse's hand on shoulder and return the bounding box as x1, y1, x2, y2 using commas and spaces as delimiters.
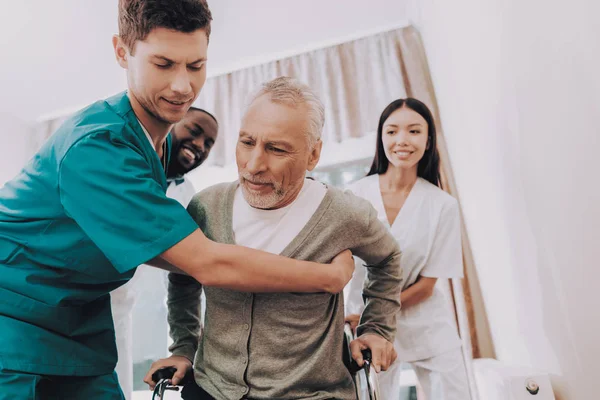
330, 249, 355, 293
350, 333, 397, 373
144, 355, 192, 390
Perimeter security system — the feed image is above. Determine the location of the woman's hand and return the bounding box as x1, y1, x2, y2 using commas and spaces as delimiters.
327, 250, 355, 293
400, 275, 438, 308
345, 313, 361, 332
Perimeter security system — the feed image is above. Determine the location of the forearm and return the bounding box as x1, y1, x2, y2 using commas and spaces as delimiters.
357, 251, 403, 341
161, 230, 348, 294
167, 273, 203, 361
353, 216, 404, 341
200, 241, 342, 293
400, 277, 436, 309
349, 204, 405, 340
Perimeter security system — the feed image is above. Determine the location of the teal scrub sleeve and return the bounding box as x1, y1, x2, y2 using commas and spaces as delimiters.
58, 132, 199, 273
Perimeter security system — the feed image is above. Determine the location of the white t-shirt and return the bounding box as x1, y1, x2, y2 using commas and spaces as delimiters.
344, 175, 463, 361
232, 178, 327, 253
166, 177, 196, 208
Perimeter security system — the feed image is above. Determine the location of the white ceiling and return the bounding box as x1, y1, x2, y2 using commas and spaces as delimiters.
0, 0, 408, 123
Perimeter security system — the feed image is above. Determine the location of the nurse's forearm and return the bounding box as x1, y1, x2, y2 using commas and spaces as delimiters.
161, 229, 354, 293
204, 242, 353, 293
399, 276, 437, 309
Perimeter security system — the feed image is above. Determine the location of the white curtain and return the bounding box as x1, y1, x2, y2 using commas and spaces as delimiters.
194, 26, 421, 166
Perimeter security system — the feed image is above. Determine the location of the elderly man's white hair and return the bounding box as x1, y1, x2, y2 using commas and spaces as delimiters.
246, 76, 325, 149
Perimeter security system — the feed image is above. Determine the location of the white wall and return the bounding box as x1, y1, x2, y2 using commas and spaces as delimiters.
0, 113, 33, 186
410, 0, 600, 398
0, 1, 124, 122
1, 0, 408, 122
205, 0, 409, 76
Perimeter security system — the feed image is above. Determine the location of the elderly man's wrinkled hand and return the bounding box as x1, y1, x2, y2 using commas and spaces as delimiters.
143, 355, 192, 390
350, 333, 397, 373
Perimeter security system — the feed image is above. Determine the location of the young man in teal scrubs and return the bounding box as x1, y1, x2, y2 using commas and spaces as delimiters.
0, 1, 353, 398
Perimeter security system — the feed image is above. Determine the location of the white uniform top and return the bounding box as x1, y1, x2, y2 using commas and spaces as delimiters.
344, 175, 463, 362
166, 177, 196, 208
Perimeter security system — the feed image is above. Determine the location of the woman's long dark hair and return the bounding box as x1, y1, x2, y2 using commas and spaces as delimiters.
367, 98, 441, 188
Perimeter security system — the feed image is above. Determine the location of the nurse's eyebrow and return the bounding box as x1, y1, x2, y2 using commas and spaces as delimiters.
383, 123, 424, 129
152, 55, 207, 64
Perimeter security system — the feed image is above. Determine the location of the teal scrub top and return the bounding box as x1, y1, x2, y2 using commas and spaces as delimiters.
0, 92, 199, 376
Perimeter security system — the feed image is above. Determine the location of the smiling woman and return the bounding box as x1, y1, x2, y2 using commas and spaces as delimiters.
345, 98, 470, 400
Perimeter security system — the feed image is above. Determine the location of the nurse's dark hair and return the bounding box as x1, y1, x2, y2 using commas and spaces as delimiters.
118, 0, 212, 54
367, 98, 442, 188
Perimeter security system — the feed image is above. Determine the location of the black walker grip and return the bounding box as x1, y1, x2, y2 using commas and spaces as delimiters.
347, 349, 374, 374
152, 366, 195, 385
362, 349, 372, 362
152, 366, 177, 382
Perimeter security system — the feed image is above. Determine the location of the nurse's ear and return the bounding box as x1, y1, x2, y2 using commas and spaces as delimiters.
112, 35, 129, 69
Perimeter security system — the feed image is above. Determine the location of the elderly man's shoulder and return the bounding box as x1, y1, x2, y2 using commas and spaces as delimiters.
186, 181, 237, 232
325, 185, 379, 229
188, 181, 237, 212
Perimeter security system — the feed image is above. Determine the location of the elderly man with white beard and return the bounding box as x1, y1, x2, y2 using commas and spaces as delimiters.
145, 76, 404, 400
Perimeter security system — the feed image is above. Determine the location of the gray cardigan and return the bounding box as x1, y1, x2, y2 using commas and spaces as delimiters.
168, 181, 402, 400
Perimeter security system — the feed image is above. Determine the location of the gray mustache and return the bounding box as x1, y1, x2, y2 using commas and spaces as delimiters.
239, 173, 275, 186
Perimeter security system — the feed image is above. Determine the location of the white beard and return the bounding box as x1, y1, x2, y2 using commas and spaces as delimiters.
240, 183, 285, 209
